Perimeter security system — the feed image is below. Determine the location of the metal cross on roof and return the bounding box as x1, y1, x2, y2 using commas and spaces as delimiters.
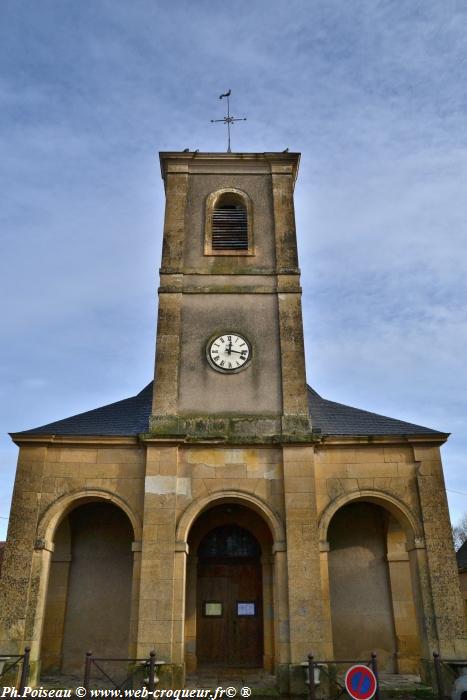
210, 90, 246, 153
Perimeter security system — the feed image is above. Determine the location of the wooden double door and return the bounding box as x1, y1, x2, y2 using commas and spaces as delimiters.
197, 561, 263, 667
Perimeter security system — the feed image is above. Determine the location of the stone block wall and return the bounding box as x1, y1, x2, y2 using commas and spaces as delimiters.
0, 439, 145, 676
1, 435, 466, 686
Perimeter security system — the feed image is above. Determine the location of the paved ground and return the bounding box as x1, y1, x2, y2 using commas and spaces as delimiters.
186, 667, 277, 690
378, 673, 427, 689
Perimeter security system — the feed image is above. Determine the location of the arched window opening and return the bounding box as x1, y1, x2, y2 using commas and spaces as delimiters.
212, 194, 248, 251
198, 524, 261, 561
205, 189, 253, 256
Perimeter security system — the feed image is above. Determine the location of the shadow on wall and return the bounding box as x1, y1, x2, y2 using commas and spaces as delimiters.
328, 501, 421, 673
41, 501, 134, 675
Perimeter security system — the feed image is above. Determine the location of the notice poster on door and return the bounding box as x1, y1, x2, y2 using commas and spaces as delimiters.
237, 602, 255, 616
204, 602, 223, 617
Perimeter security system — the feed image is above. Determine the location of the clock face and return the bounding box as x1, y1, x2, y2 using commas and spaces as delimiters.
207, 333, 251, 373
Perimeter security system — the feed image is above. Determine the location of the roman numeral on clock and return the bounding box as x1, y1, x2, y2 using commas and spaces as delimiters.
207, 333, 251, 373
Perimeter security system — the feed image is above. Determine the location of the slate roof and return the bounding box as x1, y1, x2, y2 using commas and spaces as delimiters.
307, 387, 444, 437
13, 381, 446, 439
457, 540, 467, 571
14, 383, 154, 437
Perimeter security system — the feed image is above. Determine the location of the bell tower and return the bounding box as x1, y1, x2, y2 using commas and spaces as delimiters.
148, 151, 312, 442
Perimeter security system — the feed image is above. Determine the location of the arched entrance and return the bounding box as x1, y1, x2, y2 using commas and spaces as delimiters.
40, 500, 135, 674
197, 524, 263, 666
325, 499, 421, 673
185, 503, 274, 672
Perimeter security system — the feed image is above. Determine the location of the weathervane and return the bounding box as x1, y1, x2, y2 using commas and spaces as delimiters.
211, 90, 246, 153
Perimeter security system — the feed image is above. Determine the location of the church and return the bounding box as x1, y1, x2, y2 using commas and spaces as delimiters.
1, 150, 465, 691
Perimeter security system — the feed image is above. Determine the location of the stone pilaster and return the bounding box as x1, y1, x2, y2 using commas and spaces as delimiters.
138, 445, 185, 687
406, 540, 435, 657
151, 292, 182, 422
282, 446, 324, 661
184, 556, 197, 673
129, 541, 142, 658
277, 292, 312, 435
0, 446, 47, 656
151, 164, 187, 425
160, 171, 188, 274
261, 555, 275, 673
318, 541, 334, 657
270, 168, 299, 273
413, 444, 467, 656
273, 545, 291, 693
138, 447, 178, 662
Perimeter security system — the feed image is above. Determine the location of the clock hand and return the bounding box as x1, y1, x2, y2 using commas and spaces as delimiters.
229, 348, 246, 355
227, 341, 232, 355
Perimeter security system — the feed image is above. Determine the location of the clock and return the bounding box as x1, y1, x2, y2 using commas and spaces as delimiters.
206, 333, 251, 373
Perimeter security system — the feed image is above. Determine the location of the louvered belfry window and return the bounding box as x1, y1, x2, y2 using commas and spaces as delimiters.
211, 194, 248, 251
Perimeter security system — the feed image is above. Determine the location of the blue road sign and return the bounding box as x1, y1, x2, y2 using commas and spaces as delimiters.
345, 665, 377, 700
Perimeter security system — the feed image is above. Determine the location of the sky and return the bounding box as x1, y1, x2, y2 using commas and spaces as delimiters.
1, 0, 466, 540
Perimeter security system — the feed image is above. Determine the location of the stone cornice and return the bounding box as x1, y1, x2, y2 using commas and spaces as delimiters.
316, 434, 449, 447
158, 270, 301, 276
10, 433, 140, 447
159, 151, 301, 188
11, 432, 448, 448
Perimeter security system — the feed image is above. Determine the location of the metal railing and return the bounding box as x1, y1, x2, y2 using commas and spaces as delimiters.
433, 651, 467, 700
83, 650, 158, 692
0, 647, 30, 693
306, 652, 380, 700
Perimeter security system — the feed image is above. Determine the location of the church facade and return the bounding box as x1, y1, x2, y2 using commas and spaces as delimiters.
1, 151, 466, 690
